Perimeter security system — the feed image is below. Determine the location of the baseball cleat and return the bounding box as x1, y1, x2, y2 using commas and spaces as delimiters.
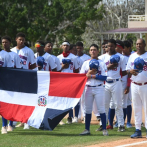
1, 127, 7, 134
96, 125, 103, 131
72, 117, 78, 123
130, 130, 142, 138
126, 122, 132, 128
118, 125, 125, 132
59, 120, 65, 125
141, 122, 144, 127
106, 125, 113, 130
113, 122, 118, 128
7, 125, 13, 132
80, 129, 90, 135
103, 129, 109, 136
96, 116, 101, 121
66, 117, 72, 124
23, 123, 30, 129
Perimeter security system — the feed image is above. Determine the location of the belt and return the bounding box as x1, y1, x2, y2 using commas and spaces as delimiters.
132, 82, 147, 86
106, 79, 119, 83
87, 84, 102, 87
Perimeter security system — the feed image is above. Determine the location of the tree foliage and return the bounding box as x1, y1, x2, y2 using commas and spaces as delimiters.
0, 0, 104, 46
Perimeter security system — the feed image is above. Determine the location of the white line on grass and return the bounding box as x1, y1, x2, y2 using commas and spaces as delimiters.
115, 141, 147, 147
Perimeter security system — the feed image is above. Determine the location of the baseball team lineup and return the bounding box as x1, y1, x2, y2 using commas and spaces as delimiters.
0, 32, 147, 139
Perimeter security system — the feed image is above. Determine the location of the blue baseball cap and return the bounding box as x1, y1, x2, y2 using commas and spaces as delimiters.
89, 59, 99, 70
134, 57, 145, 73
110, 55, 120, 64
62, 59, 71, 64
37, 56, 45, 68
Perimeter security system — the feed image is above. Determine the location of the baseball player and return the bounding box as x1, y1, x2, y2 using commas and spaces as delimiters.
109, 40, 127, 129
1, 36, 22, 133
80, 44, 108, 136
11, 32, 36, 129
99, 39, 126, 132
76, 42, 91, 122
57, 41, 79, 124
126, 38, 147, 138
44, 41, 61, 72
2, 36, 22, 68
34, 41, 57, 71
0, 47, 13, 134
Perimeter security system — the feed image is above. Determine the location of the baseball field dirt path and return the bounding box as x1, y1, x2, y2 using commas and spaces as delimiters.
86, 137, 147, 147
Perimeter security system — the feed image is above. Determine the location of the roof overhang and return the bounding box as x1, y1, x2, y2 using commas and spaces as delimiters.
94, 28, 147, 34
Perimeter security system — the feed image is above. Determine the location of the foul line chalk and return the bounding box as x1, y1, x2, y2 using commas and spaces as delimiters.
115, 140, 147, 147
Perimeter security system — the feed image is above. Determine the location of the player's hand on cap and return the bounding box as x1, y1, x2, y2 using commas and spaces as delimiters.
130, 69, 138, 76
61, 63, 69, 69
86, 69, 97, 79
107, 63, 118, 70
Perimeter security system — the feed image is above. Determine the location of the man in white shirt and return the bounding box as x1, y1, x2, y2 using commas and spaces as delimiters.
0, 47, 13, 134
99, 39, 126, 132
80, 44, 108, 136
126, 39, 147, 138
44, 41, 61, 72
11, 32, 36, 129
57, 41, 79, 124
34, 40, 57, 71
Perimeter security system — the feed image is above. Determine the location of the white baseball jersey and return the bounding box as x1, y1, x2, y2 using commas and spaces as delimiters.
79, 54, 91, 62
11, 46, 36, 69
57, 53, 79, 73
80, 59, 107, 86
121, 55, 129, 82
0, 50, 13, 67
99, 53, 126, 80
126, 52, 147, 83
8, 51, 22, 68
34, 53, 57, 71
51, 54, 61, 71
77, 54, 91, 71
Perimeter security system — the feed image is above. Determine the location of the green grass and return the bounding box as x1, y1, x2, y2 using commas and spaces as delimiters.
0, 118, 146, 147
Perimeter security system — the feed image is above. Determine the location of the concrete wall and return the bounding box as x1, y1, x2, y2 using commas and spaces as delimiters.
128, 21, 147, 28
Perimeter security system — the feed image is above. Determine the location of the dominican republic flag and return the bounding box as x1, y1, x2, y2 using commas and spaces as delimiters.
0, 68, 87, 130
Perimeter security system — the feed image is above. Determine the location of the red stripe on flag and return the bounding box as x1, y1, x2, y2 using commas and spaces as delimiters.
49, 72, 87, 98
0, 102, 35, 123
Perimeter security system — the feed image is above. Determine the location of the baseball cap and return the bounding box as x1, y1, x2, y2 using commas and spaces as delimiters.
37, 56, 45, 68
134, 57, 145, 73
89, 59, 99, 70
110, 54, 120, 64
62, 59, 71, 64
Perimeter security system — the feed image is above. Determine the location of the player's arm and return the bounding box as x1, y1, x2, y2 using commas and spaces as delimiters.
29, 49, 37, 69
107, 63, 118, 70
126, 56, 138, 76
30, 63, 36, 69
49, 56, 57, 71
55, 57, 61, 72
124, 75, 131, 94
87, 62, 107, 81
73, 57, 79, 73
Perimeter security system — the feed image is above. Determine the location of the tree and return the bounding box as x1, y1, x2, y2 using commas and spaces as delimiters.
0, 0, 104, 47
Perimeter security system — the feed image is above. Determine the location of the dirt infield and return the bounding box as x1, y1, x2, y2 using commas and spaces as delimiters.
87, 137, 147, 147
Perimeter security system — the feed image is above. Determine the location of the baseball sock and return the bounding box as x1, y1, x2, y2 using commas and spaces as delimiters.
109, 108, 115, 126
75, 102, 80, 117
2, 117, 7, 127
85, 113, 91, 131
123, 108, 127, 122
100, 113, 106, 130
9, 121, 13, 127
127, 105, 132, 123
69, 109, 73, 118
